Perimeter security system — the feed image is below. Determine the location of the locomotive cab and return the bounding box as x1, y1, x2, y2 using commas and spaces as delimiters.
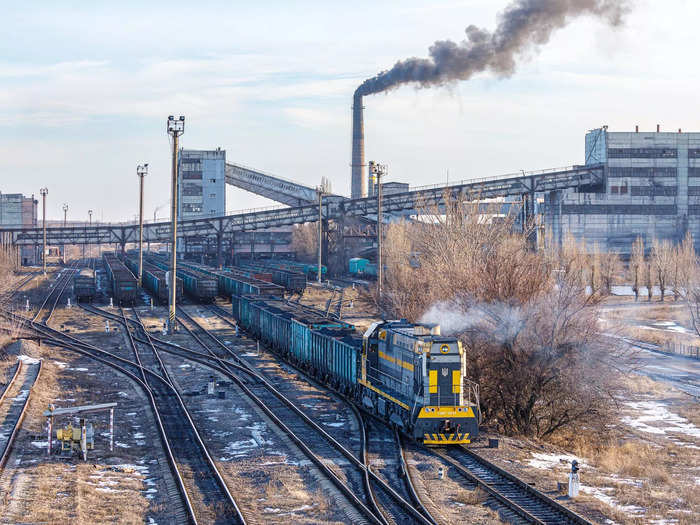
414, 339, 480, 445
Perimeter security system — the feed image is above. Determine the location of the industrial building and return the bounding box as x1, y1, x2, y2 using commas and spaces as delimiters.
178, 148, 227, 220
0, 193, 37, 264
545, 127, 700, 253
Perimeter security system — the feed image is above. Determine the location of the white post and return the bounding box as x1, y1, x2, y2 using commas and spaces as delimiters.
109, 408, 114, 452
105, 320, 110, 333
47, 416, 53, 456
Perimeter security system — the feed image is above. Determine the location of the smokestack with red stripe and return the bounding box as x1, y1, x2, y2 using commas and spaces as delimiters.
351, 91, 367, 199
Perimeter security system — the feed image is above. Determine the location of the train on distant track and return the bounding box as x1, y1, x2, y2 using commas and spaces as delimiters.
232, 295, 480, 445
102, 253, 137, 305
73, 267, 96, 302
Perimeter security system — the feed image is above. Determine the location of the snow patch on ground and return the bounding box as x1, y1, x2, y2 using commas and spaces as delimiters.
527, 452, 584, 470
580, 485, 645, 515
622, 401, 700, 438
13, 390, 29, 402
18, 355, 40, 364
69, 367, 89, 372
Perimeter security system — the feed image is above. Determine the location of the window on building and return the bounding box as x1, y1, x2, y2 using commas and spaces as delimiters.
608, 148, 678, 159
182, 203, 202, 213
610, 186, 619, 194
209, 178, 216, 183
619, 184, 628, 195
209, 193, 216, 198
182, 183, 203, 196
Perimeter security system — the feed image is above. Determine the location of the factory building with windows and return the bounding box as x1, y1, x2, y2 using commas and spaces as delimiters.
545, 127, 700, 253
0, 192, 38, 264
178, 148, 227, 220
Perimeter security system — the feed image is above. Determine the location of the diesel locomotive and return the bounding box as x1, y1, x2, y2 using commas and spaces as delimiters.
232, 295, 480, 445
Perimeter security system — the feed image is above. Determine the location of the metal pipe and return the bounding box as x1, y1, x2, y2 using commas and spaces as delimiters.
137, 164, 148, 287
167, 116, 185, 334
40, 188, 48, 274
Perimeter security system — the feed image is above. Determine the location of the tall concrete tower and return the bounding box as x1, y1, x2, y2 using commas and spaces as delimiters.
351, 92, 367, 199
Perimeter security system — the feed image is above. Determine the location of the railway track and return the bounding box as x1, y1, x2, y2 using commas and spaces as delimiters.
32, 262, 78, 324
0, 358, 43, 471
0, 273, 244, 525
119, 307, 246, 524
433, 446, 592, 525
359, 412, 438, 525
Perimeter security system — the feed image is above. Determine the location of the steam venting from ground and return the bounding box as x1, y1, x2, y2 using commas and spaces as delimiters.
356, 0, 629, 96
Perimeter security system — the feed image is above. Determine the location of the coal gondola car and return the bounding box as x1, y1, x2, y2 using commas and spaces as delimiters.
124, 257, 183, 305
240, 263, 306, 294
232, 295, 480, 445
175, 261, 282, 299
102, 253, 137, 305
73, 267, 96, 302
145, 257, 217, 302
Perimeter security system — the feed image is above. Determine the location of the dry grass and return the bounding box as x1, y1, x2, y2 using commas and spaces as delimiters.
454, 486, 489, 505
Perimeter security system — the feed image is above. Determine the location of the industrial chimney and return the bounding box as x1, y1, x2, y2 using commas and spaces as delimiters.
351, 92, 367, 199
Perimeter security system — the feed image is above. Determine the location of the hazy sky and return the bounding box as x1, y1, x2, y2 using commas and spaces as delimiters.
1, 0, 698, 221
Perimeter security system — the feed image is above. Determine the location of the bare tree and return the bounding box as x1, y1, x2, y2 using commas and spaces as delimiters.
630, 236, 644, 302
291, 223, 318, 262
651, 238, 675, 301
599, 251, 621, 296
673, 232, 695, 301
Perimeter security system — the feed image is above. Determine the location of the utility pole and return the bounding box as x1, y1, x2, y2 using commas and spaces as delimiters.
137, 163, 148, 287
369, 162, 386, 298
166, 115, 185, 334
40, 188, 48, 275
88, 209, 93, 262
62, 203, 68, 264
317, 187, 324, 283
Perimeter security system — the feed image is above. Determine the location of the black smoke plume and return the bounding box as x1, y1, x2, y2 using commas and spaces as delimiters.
356, 0, 629, 96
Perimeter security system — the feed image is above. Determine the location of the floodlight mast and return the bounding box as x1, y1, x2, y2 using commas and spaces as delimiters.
166, 116, 185, 334
40, 188, 48, 274
136, 163, 148, 287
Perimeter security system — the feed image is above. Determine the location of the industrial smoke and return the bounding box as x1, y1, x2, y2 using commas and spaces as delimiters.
351, 0, 629, 198
356, 0, 629, 96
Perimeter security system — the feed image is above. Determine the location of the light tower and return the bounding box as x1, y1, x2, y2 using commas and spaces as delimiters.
40, 188, 48, 274
316, 186, 327, 283
369, 162, 386, 298
62, 203, 68, 263
136, 163, 148, 287
166, 115, 185, 333
88, 209, 93, 261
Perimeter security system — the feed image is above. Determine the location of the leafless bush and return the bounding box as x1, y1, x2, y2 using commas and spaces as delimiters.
291, 223, 318, 262
380, 194, 625, 438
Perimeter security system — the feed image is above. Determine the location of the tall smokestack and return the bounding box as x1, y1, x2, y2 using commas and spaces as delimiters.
351, 92, 367, 199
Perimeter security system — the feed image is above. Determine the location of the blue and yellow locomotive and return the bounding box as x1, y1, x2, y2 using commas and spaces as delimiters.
361, 321, 479, 444
231, 295, 480, 445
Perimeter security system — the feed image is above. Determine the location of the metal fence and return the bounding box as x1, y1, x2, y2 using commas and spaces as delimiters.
662, 342, 700, 359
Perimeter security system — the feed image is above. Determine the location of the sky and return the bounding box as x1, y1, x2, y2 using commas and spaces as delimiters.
1, 0, 699, 222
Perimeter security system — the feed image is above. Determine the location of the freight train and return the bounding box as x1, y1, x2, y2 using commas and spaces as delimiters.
102, 253, 137, 305
232, 295, 480, 445
73, 268, 96, 302
123, 257, 183, 305
145, 256, 217, 302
